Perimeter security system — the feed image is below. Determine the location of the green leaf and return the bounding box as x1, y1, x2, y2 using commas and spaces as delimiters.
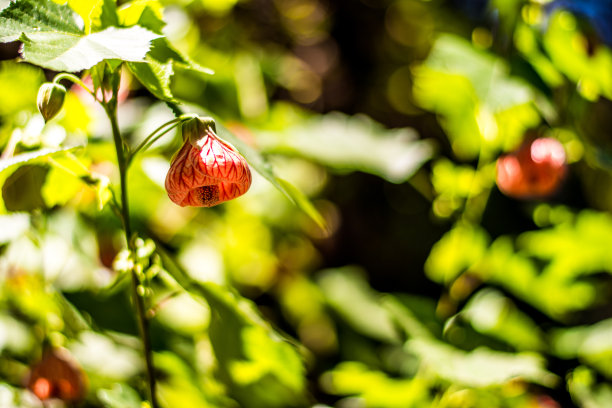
157, 254, 306, 408
97, 384, 142, 408
461, 289, 546, 352
155, 353, 217, 408
127, 58, 174, 101
0, 0, 82, 42
0, 0, 159, 72
118, 0, 164, 34
68, 0, 119, 33
196, 283, 306, 408
551, 318, 612, 379
0, 148, 76, 213
41, 153, 90, 208
317, 266, 401, 343
568, 366, 612, 408
321, 362, 430, 408
408, 338, 557, 387
424, 223, 489, 284
2, 164, 48, 212
412, 34, 540, 159
258, 112, 433, 184
0, 61, 44, 117
21, 26, 160, 72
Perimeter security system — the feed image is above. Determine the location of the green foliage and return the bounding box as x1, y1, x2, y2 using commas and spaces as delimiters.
3, 0, 612, 407
0, 0, 159, 72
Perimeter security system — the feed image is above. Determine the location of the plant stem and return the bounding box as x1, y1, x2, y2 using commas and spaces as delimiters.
106, 105, 159, 408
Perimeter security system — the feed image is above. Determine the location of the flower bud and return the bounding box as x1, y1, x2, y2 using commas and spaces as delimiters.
37, 83, 66, 122
166, 117, 251, 207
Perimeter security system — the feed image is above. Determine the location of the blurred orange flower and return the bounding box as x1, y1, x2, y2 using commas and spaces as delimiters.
27, 348, 86, 403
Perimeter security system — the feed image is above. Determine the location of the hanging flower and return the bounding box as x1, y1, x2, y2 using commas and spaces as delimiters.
496, 137, 567, 199
165, 116, 252, 207
26, 348, 86, 403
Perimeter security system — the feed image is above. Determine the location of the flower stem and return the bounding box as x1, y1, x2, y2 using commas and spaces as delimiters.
105, 104, 159, 408
128, 118, 183, 165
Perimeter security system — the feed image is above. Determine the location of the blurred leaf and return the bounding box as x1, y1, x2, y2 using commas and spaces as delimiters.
424, 223, 489, 284
318, 267, 400, 343
413, 34, 538, 159
41, 163, 82, 208
551, 318, 612, 379
519, 210, 612, 280
321, 362, 430, 408
461, 289, 545, 351
117, 0, 163, 33
2, 164, 48, 212
0, 61, 44, 116
68, 0, 118, 33
0, 0, 160, 72
382, 295, 436, 340
258, 112, 433, 184
0, 213, 29, 244
70, 331, 142, 381
544, 11, 612, 101
156, 352, 215, 408
153, 261, 308, 408
98, 383, 142, 408
408, 338, 557, 387
473, 236, 594, 318
568, 366, 612, 408
198, 283, 305, 408
0, 313, 35, 355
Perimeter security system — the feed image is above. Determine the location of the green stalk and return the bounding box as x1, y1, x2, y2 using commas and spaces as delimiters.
105, 104, 159, 408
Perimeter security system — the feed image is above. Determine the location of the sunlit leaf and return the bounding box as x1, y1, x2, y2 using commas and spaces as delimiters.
0, 61, 44, 116
2, 164, 48, 212
159, 254, 307, 408
321, 362, 430, 408
0, 0, 159, 72
544, 11, 612, 101
318, 267, 400, 343
196, 283, 306, 408
155, 353, 216, 408
408, 338, 557, 387
551, 318, 612, 379
117, 0, 164, 34
568, 366, 612, 408
68, 0, 118, 34
127, 58, 174, 101
258, 112, 433, 184
424, 223, 489, 284
413, 34, 540, 159
97, 383, 141, 408
461, 289, 546, 351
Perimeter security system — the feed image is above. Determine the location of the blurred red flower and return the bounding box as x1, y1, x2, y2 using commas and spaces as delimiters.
26, 348, 86, 403
496, 137, 567, 199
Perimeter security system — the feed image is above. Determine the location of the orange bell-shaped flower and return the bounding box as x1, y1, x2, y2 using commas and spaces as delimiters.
165, 117, 252, 207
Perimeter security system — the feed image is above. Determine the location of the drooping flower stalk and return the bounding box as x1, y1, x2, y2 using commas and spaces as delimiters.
165, 116, 252, 207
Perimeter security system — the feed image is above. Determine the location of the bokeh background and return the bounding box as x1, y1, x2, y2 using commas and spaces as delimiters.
1, 0, 612, 406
